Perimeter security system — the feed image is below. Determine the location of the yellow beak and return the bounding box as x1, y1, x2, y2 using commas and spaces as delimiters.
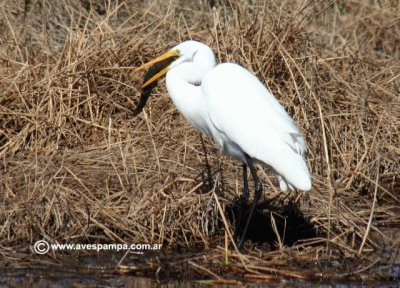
135, 49, 180, 88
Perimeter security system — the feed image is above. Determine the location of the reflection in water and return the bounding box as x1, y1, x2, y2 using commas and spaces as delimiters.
1, 256, 398, 287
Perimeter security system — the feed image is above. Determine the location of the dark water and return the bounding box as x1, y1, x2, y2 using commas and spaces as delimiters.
1, 260, 399, 287
1, 268, 399, 287
0, 268, 191, 287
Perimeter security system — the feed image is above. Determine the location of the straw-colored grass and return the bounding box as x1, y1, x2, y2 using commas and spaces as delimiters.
1, 0, 399, 282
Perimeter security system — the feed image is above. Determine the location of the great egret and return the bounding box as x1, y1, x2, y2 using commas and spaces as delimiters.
134, 40, 311, 248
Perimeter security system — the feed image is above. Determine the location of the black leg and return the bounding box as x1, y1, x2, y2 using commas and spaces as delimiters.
200, 134, 213, 190
241, 163, 249, 201
237, 153, 263, 249
235, 163, 249, 239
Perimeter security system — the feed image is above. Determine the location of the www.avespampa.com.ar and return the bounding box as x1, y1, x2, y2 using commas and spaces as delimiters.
33, 239, 162, 255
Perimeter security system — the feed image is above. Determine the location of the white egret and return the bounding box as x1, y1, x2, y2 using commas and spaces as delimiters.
134, 40, 311, 247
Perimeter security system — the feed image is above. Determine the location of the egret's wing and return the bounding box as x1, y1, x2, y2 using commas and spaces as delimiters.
202, 63, 311, 191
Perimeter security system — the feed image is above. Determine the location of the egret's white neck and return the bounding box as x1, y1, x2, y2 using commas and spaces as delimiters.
165, 47, 216, 135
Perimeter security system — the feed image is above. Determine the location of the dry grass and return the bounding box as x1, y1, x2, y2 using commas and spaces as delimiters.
0, 0, 399, 283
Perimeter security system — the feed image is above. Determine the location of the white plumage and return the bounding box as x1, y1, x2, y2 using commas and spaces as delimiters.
157, 40, 311, 192
134, 40, 312, 247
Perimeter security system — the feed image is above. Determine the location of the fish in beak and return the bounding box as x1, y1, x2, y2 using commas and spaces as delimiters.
132, 49, 180, 116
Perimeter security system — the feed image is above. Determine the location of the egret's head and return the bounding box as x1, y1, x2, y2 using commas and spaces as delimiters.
135, 40, 213, 88
167, 40, 210, 70
133, 40, 215, 116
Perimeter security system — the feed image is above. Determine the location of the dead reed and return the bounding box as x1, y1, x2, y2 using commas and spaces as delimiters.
0, 0, 399, 282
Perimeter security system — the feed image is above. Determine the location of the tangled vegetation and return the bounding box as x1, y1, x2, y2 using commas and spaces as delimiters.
0, 0, 399, 284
